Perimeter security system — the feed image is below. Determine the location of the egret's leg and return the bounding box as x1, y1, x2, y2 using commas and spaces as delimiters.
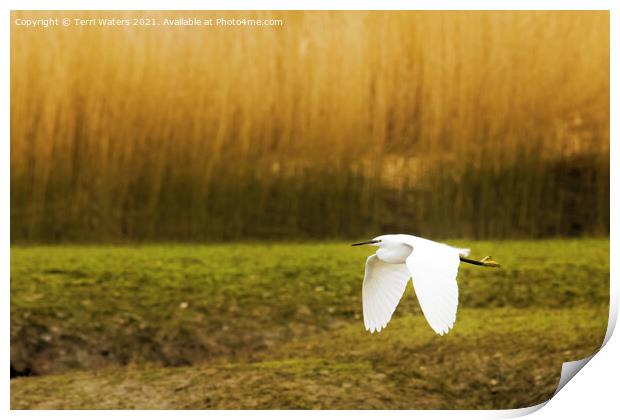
459, 255, 500, 268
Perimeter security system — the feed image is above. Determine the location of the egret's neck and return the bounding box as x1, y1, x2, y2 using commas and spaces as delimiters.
376, 243, 413, 264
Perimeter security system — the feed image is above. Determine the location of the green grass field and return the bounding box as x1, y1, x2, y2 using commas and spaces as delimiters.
10, 239, 609, 409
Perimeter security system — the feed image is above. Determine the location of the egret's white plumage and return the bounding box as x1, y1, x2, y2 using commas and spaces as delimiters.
362, 255, 411, 333
356, 234, 471, 335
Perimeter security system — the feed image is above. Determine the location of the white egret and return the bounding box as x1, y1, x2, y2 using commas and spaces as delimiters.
352, 234, 499, 335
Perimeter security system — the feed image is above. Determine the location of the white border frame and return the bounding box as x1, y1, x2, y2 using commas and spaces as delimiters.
3, 2, 616, 419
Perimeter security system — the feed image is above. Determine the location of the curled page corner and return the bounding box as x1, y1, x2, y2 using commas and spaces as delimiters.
554, 356, 595, 396
500, 276, 617, 418
494, 401, 547, 418
551, 277, 617, 397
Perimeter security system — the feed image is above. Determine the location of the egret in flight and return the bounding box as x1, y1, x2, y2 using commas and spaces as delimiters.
352, 234, 499, 335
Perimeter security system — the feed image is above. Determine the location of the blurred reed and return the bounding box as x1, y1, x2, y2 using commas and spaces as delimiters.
10, 11, 609, 242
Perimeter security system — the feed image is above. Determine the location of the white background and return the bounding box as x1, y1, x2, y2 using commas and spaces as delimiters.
2, 1, 617, 419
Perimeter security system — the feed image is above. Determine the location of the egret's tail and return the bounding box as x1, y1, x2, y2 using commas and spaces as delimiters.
455, 247, 470, 256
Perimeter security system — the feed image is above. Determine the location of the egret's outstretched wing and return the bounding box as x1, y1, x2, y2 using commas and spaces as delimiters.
362, 255, 411, 333
405, 243, 460, 335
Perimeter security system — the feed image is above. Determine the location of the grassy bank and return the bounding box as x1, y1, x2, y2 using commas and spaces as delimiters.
10, 239, 609, 408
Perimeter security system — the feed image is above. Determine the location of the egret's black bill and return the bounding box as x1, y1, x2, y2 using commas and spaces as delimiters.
351, 240, 380, 246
